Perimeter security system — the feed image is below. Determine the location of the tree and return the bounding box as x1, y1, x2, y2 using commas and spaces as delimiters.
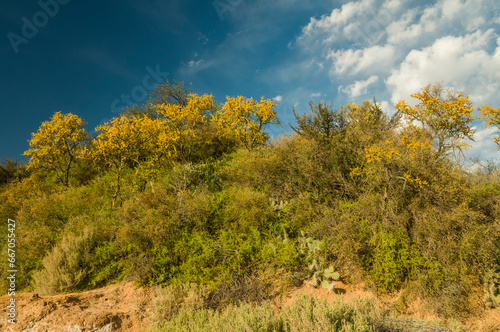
86, 115, 174, 204
24, 112, 90, 186
214, 96, 281, 149
478, 105, 500, 148
342, 99, 401, 181
345, 99, 399, 137
0, 159, 29, 186
291, 101, 348, 142
395, 83, 475, 158
155, 93, 219, 162
122, 79, 191, 119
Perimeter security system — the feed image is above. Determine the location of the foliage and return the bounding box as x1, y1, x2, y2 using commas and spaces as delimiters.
33, 227, 97, 294
155, 93, 218, 162
479, 105, 500, 148
395, 83, 476, 157
215, 96, 281, 149
369, 229, 423, 292
291, 101, 347, 142
4, 82, 500, 323
23, 112, 90, 186
86, 115, 174, 203
0, 159, 29, 186
148, 292, 379, 332
122, 79, 191, 118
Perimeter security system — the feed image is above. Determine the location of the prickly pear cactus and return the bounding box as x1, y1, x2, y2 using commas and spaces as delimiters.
298, 232, 341, 292
323, 266, 340, 281
306, 265, 340, 292
299, 232, 321, 260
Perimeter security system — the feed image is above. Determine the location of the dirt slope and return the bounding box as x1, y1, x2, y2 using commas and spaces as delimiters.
0, 282, 155, 332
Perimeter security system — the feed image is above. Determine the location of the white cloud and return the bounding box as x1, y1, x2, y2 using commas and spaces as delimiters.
298, 0, 393, 50
468, 126, 499, 160
286, 0, 500, 160
293, 0, 500, 103
385, 8, 428, 44
274, 95, 283, 102
386, 30, 500, 105
379, 100, 393, 113
327, 45, 395, 76
340, 75, 379, 97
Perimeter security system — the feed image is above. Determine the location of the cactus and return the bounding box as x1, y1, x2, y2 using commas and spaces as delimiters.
308, 259, 318, 272
306, 272, 320, 288
312, 272, 320, 287
298, 232, 321, 259
322, 280, 335, 292
323, 266, 340, 281
298, 232, 341, 291
306, 265, 340, 292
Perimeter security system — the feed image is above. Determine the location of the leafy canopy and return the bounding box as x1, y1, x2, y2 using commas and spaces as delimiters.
395, 83, 475, 157
215, 96, 281, 149
24, 112, 90, 186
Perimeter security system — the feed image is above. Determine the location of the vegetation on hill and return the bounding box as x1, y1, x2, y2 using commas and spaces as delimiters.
2, 81, 500, 324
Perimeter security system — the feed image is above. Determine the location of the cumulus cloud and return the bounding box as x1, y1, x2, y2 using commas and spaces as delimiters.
289, 0, 500, 159
295, 0, 500, 99
274, 95, 283, 102
327, 45, 395, 76
340, 75, 379, 97
386, 30, 500, 105
469, 126, 499, 160
297, 0, 393, 51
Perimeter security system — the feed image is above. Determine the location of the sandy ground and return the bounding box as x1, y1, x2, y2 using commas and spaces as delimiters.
0, 282, 155, 332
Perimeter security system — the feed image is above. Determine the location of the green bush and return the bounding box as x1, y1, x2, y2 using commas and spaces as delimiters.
148, 292, 378, 332
33, 227, 97, 294
369, 229, 423, 292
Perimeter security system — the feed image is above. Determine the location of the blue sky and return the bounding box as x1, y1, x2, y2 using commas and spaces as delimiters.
1, 0, 500, 162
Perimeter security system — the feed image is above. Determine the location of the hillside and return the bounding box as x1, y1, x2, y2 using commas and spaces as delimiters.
2, 82, 500, 330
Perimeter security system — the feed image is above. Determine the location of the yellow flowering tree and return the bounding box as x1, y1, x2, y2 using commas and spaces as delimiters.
122, 79, 190, 119
395, 83, 475, 157
215, 96, 281, 150
344, 99, 400, 146
155, 93, 219, 162
87, 116, 175, 203
478, 105, 500, 147
24, 112, 90, 187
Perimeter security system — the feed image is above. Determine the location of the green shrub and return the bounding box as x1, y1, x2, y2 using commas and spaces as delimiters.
33, 227, 97, 294
368, 229, 423, 292
148, 292, 378, 332
152, 283, 208, 324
